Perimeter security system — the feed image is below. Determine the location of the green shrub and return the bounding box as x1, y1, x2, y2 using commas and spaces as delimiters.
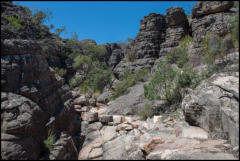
138, 103, 155, 120
230, 14, 239, 47
43, 129, 56, 150
144, 60, 204, 105
82, 43, 108, 62
177, 67, 202, 89
120, 66, 131, 81
73, 55, 92, 71
70, 42, 112, 94
69, 74, 83, 88
166, 36, 193, 68
6, 16, 24, 31
32, 9, 52, 25
144, 60, 178, 104
53, 67, 67, 77
81, 62, 112, 93
200, 33, 233, 65
126, 53, 135, 62
111, 81, 130, 100
135, 68, 150, 82
55, 26, 67, 37
111, 68, 150, 100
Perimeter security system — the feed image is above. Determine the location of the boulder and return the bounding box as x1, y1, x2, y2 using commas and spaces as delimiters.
89, 98, 96, 106
97, 91, 110, 104
175, 126, 209, 140
100, 126, 117, 142
113, 115, 123, 124
98, 115, 113, 124
166, 6, 188, 26
106, 83, 147, 115
182, 72, 239, 146
146, 138, 236, 160
73, 96, 89, 106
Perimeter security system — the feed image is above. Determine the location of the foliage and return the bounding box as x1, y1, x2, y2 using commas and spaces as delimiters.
82, 43, 108, 62
69, 74, 84, 88
43, 129, 56, 150
23, 6, 32, 16
144, 59, 204, 105
230, 14, 239, 47
126, 53, 135, 62
138, 103, 155, 121
32, 9, 52, 25
126, 37, 134, 44
6, 15, 24, 31
177, 67, 204, 89
53, 67, 67, 77
166, 36, 193, 68
73, 55, 93, 72
80, 62, 112, 93
144, 60, 178, 103
120, 66, 131, 81
200, 33, 233, 65
55, 26, 67, 36
111, 68, 150, 100
135, 68, 150, 82
71, 43, 112, 93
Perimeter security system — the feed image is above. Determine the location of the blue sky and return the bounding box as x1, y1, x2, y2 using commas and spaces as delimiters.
14, 1, 197, 45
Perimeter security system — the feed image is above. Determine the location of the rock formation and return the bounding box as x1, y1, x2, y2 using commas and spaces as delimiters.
191, 1, 235, 47
1, 2, 80, 160
113, 13, 167, 78
159, 6, 189, 56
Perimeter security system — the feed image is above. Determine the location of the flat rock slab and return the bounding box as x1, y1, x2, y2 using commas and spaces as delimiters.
100, 126, 117, 142
175, 126, 209, 140
147, 138, 237, 160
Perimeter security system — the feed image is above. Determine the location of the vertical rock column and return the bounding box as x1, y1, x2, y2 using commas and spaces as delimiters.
159, 6, 189, 56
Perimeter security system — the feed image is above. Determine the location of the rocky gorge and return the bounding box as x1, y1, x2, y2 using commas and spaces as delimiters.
1, 1, 239, 160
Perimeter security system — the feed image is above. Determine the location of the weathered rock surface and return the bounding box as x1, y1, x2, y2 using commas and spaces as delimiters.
1, 2, 80, 160
113, 13, 167, 78
106, 82, 147, 115
191, 1, 235, 47
182, 72, 239, 146
192, 1, 234, 18
159, 6, 189, 56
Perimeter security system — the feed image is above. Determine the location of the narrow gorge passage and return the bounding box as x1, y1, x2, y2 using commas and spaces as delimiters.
1, 1, 239, 160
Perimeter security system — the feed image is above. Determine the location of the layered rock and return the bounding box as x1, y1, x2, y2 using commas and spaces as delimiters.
159, 6, 189, 56
191, 1, 235, 47
113, 13, 167, 78
182, 71, 239, 146
1, 2, 80, 160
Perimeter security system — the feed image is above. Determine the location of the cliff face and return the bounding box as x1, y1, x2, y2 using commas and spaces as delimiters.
1, 2, 80, 160
159, 6, 189, 56
113, 13, 167, 78
191, 1, 235, 48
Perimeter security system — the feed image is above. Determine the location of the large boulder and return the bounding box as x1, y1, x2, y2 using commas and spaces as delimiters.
182, 72, 239, 146
106, 82, 147, 115
166, 6, 188, 26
